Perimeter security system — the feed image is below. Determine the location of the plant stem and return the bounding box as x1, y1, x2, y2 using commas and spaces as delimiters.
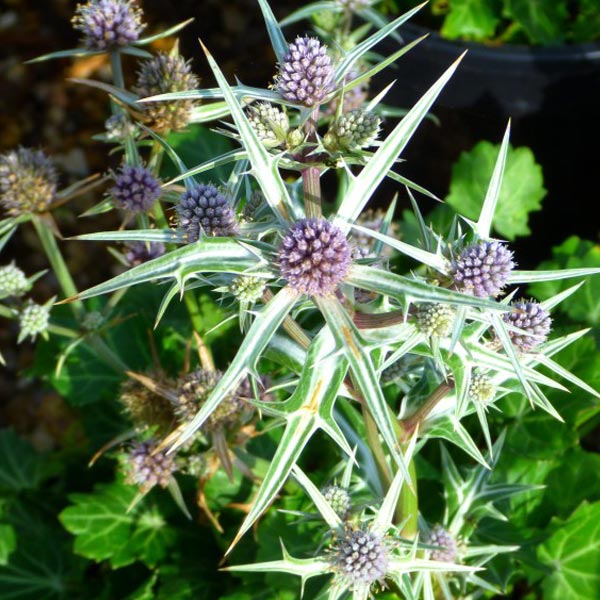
32, 216, 84, 318
401, 381, 454, 438
354, 309, 404, 329
110, 51, 125, 91
362, 402, 393, 490
302, 106, 322, 218
183, 291, 206, 334
397, 457, 418, 538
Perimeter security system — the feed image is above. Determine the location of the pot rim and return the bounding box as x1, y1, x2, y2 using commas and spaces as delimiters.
398, 22, 600, 63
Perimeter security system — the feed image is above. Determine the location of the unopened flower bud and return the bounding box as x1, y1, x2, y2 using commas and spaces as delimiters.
424, 525, 459, 563
468, 371, 495, 405
124, 440, 176, 493
502, 299, 551, 352
322, 485, 352, 519
110, 165, 161, 212
0, 263, 30, 299
18, 300, 50, 343
326, 109, 380, 152
416, 303, 455, 338
228, 276, 266, 304
247, 103, 289, 148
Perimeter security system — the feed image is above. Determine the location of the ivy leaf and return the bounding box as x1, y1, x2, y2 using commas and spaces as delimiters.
537, 502, 600, 600
0, 429, 47, 493
440, 0, 500, 41
59, 481, 176, 568
529, 237, 600, 326
504, 0, 568, 45
445, 141, 546, 240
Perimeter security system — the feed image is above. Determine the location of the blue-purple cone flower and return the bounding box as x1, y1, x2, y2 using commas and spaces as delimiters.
451, 240, 515, 297
502, 299, 551, 352
279, 218, 352, 296
110, 165, 160, 212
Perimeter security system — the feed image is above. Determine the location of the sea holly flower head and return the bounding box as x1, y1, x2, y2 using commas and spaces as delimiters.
119, 376, 175, 433
110, 165, 161, 213
450, 240, 515, 297
278, 218, 352, 296
276, 36, 335, 107
468, 371, 496, 406
135, 48, 200, 132
415, 303, 455, 338
72, 0, 145, 51
124, 439, 176, 493
228, 275, 266, 304
0, 263, 31, 299
18, 299, 51, 343
322, 485, 352, 520
0, 147, 58, 216
324, 108, 381, 152
104, 113, 139, 142
247, 102, 290, 148
329, 526, 389, 591
424, 525, 459, 563
502, 299, 552, 352
176, 183, 238, 242
123, 241, 166, 267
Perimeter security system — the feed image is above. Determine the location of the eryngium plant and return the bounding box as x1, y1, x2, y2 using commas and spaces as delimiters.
6, 0, 599, 598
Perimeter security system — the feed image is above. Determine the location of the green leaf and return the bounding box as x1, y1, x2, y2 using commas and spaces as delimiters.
537, 502, 600, 600
529, 237, 600, 326
572, 0, 600, 43
161, 125, 234, 182
445, 141, 546, 240
440, 0, 500, 41
505, 0, 568, 45
0, 429, 47, 493
59, 482, 176, 569
0, 524, 16, 566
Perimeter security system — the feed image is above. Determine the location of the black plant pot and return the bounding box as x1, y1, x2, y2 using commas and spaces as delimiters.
378, 24, 600, 266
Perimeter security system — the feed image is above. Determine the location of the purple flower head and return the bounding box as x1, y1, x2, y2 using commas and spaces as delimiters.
72, 0, 145, 51
135, 49, 199, 132
502, 299, 552, 352
424, 525, 459, 563
0, 147, 58, 216
451, 240, 515, 297
276, 36, 334, 107
124, 440, 176, 493
123, 241, 165, 267
279, 218, 352, 296
330, 527, 388, 589
110, 165, 160, 213
176, 183, 238, 242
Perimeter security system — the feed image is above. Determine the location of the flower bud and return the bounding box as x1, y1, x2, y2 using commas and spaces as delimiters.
416, 303, 455, 338
247, 103, 289, 148
110, 165, 161, 213
0, 263, 30, 299
18, 300, 50, 343
322, 485, 352, 520
424, 525, 459, 563
468, 371, 495, 405
228, 276, 266, 304
326, 108, 380, 152
124, 440, 176, 493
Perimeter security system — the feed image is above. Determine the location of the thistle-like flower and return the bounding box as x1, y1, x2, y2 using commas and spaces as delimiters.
123, 241, 166, 267
0, 263, 30, 299
451, 240, 515, 297
241, 190, 265, 222
0, 148, 58, 216
104, 113, 139, 142
228, 275, 266, 304
468, 371, 496, 405
81, 310, 105, 331
175, 369, 253, 433
72, 0, 145, 51
502, 299, 552, 352
124, 440, 176, 493
119, 377, 175, 433
416, 303, 455, 338
424, 525, 459, 563
279, 218, 352, 296
247, 103, 290, 148
325, 108, 380, 152
322, 485, 352, 520
18, 300, 51, 343
110, 165, 160, 212
329, 526, 389, 591
176, 183, 238, 242
275, 36, 334, 107
135, 49, 199, 132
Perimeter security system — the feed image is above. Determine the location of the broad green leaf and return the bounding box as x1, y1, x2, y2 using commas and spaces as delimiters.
0, 430, 47, 493
445, 141, 546, 240
161, 125, 234, 183
59, 481, 176, 568
440, 0, 500, 41
537, 502, 600, 600
505, 0, 568, 45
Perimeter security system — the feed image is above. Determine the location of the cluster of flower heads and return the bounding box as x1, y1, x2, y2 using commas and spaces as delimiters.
135, 49, 199, 132
0, 147, 58, 216
278, 218, 352, 296
110, 165, 160, 212
176, 183, 238, 242
276, 36, 334, 107
72, 0, 145, 51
